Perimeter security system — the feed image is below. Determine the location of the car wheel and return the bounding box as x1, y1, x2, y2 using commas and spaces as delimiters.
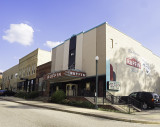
142, 102, 148, 110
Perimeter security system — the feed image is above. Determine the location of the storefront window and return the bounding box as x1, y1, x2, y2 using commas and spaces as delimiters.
86, 83, 90, 90
56, 86, 59, 91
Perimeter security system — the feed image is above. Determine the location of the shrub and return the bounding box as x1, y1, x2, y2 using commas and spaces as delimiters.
5, 90, 16, 96
27, 91, 40, 99
61, 99, 95, 109
51, 90, 66, 103
15, 91, 27, 99
15, 91, 40, 99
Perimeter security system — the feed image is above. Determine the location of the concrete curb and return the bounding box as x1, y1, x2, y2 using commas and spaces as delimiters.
0, 97, 160, 125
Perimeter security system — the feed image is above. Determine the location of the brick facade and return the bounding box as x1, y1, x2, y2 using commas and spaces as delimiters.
36, 61, 51, 96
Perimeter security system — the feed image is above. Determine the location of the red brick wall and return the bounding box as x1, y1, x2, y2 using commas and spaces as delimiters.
43, 81, 50, 97
36, 62, 51, 93
36, 62, 51, 78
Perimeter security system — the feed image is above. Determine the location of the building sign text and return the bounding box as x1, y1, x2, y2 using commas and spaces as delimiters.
107, 81, 121, 91
126, 58, 141, 69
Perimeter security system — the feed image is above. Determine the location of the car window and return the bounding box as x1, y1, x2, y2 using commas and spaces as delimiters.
130, 92, 137, 98
137, 92, 142, 98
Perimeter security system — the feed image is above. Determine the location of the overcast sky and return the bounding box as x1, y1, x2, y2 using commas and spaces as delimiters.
1, 0, 160, 72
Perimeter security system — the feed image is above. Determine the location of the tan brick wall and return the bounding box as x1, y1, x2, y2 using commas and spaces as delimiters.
2, 64, 18, 91
0, 74, 2, 89
18, 48, 51, 82
18, 49, 38, 81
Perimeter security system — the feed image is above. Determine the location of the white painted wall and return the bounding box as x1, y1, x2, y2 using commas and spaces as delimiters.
106, 24, 160, 96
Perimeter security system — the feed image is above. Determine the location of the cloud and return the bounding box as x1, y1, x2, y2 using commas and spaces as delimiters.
13, 56, 20, 60
44, 41, 63, 48
2, 23, 34, 46
0, 69, 3, 73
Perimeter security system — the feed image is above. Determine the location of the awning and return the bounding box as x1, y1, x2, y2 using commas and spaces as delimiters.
43, 69, 86, 83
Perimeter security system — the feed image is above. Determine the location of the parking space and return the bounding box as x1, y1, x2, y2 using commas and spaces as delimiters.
134, 106, 160, 115
145, 106, 160, 113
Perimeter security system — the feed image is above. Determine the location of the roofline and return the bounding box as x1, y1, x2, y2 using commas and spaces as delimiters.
37, 61, 51, 68
2, 64, 19, 73
38, 48, 51, 53
19, 48, 39, 61
52, 22, 107, 50
19, 48, 50, 61
106, 23, 160, 59
84, 22, 106, 33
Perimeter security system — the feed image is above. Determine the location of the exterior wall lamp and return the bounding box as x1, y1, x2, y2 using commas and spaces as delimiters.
95, 56, 99, 109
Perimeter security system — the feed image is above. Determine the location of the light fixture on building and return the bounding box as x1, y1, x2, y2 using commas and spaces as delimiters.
95, 56, 99, 109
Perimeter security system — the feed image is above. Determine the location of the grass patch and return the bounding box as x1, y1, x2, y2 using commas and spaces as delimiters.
98, 108, 121, 113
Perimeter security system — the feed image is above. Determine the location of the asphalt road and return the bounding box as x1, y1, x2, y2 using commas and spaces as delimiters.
0, 99, 159, 127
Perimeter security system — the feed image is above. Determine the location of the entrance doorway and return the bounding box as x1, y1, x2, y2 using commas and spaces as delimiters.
66, 84, 78, 96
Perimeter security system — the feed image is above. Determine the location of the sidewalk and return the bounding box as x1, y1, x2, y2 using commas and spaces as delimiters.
0, 96, 160, 124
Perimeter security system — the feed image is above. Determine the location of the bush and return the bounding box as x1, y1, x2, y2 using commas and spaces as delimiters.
61, 99, 95, 109
51, 90, 66, 103
15, 91, 28, 99
15, 91, 40, 99
27, 91, 40, 99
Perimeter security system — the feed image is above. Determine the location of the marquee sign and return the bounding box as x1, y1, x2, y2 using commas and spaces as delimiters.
46, 72, 62, 80
65, 70, 86, 77
43, 70, 86, 80
126, 58, 141, 69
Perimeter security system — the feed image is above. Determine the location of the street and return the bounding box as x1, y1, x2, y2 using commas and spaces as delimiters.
0, 99, 159, 127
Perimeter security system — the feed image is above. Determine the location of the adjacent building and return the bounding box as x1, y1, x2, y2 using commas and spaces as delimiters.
36, 61, 51, 96
0, 72, 2, 89
17, 48, 51, 92
2, 65, 18, 91
44, 22, 160, 97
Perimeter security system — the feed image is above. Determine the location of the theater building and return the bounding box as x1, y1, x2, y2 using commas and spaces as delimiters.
43, 22, 107, 97
44, 22, 160, 97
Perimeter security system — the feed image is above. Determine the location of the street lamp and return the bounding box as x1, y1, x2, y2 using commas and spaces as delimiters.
95, 56, 99, 109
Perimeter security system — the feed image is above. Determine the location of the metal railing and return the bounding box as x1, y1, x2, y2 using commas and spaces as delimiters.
106, 91, 143, 113
106, 91, 127, 105
128, 96, 143, 109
